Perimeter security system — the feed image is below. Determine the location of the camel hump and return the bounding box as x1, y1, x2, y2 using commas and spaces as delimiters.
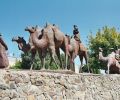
79, 43, 87, 51
35, 25, 42, 33
68, 45, 74, 52
52, 27, 64, 41
69, 37, 79, 50
108, 52, 116, 58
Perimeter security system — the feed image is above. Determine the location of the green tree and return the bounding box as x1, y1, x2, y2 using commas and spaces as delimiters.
11, 52, 32, 69
11, 60, 22, 69
88, 26, 120, 73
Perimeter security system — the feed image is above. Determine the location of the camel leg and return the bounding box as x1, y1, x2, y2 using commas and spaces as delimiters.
38, 50, 46, 70
40, 57, 45, 70
69, 57, 73, 71
56, 48, 63, 69
42, 57, 45, 70
49, 57, 53, 66
70, 58, 75, 72
68, 52, 75, 71
65, 53, 68, 70
49, 54, 54, 69
79, 55, 83, 73
42, 50, 47, 70
107, 64, 110, 74
49, 46, 58, 68
67, 56, 70, 70
71, 53, 76, 72
30, 50, 36, 71
64, 54, 68, 70
61, 43, 69, 69
69, 60, 75, 71
49, 49, 61, 69
67, 53, 72, 70
30, 62, 33, 71
84, 51, 90, 73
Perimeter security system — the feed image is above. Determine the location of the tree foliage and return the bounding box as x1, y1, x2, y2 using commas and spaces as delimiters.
11, 60, 22, 69
88, 26, 120, 73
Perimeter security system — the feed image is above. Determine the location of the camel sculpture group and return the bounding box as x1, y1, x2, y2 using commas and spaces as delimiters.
12, 23, 89, 73
12, 23, 120, 74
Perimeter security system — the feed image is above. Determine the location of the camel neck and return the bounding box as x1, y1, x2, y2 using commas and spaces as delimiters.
99, 51, 108, 61
31, 32, 48, 49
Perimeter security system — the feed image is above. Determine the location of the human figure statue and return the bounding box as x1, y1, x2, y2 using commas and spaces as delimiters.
0, 33, 9, 68
73, 25, 81, 43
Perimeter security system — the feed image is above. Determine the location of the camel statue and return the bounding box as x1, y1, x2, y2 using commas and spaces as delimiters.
25, 24, 68, 70
43, 24, 68, 69
98, 47, 120, 74
79, 42, 89, 72
12, 36, 31, 53
65, 35, 89, 72
12, 36, 36, 70
65, 35, 79, 71
25, 26, 55, 70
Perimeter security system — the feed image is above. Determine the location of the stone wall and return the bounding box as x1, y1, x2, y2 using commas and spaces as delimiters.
0, 70, 120, 100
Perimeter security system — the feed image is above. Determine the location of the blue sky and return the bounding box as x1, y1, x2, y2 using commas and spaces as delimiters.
0, 0, 120, 57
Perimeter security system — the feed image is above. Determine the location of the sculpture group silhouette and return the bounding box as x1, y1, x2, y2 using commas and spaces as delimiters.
2, 23, 120, 74
11, 23, 89, 73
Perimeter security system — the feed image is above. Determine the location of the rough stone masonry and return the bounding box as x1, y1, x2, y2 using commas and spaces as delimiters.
0, 69, 120, 100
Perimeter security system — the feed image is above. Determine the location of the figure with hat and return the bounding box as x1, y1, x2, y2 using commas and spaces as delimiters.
73, 25, 81, 43
0, 33, 9, 68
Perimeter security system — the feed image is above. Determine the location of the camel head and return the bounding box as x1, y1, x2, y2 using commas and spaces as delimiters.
99, 47, 103, 52
25, 26, 36, 34
12, 36, 25, 43
25, 25, 43, 36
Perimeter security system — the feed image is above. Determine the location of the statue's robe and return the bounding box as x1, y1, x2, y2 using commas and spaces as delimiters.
0, 37, 9, 68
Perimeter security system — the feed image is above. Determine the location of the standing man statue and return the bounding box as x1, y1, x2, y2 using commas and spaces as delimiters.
0, 33, 9, 68
73, 25, 81, 43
